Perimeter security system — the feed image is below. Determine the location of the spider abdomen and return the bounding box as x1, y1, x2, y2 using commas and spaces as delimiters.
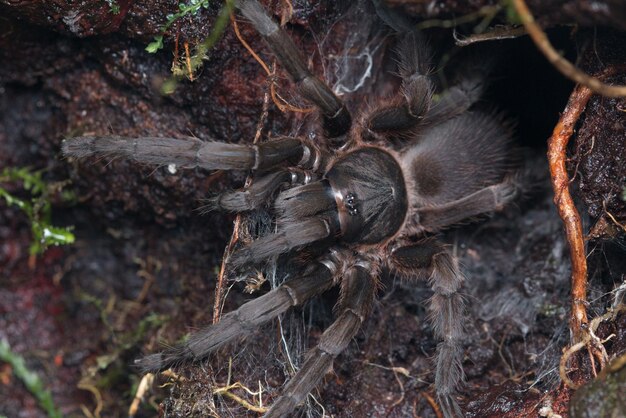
326, 147, 408, 244
403, 111, 511, 207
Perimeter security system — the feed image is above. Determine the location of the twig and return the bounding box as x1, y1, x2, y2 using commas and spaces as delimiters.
128, 373, 154, 417
547, 65, 624, 341
213, 212, 240, 324
547, 83, 593, 342
213, 358, 268, 413
559, 305, 624, 388
420, 391, 444, 418
512, 0, 626, 98
212, 64, 272, 324
230, 11, 313, 113
183, 41, 194, 81
454, 25, 527, 46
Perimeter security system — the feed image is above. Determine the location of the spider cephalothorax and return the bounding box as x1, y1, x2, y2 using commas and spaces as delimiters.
63, 1, 519, 417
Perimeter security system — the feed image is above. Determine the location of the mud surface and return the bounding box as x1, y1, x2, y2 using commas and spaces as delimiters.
1, 1, 625, 417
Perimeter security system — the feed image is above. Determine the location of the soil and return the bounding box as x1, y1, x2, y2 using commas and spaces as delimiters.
1, 1, 625, 417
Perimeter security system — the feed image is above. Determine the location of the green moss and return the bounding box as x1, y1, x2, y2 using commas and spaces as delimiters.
0, 339, 62, 418
77, 293, 168, 390
0, 167, 75, 255
146, 0, 235, 86
146, 0, 234, 54
502, 0, 523, 25
107, 0, 121, 14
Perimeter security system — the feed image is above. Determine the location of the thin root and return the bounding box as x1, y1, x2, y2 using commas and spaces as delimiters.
77, 380, 104, 418
213, 358, 268, 413
214, 382, 268, 414
420, 391, 444, 418
559, 305, 624, 389
454, 25, 527, 46
231, 11, 313, 114
512, 0, 626, 98
604, 208, 626, 233
547, 83, 593, 342
128, 373, 155, 417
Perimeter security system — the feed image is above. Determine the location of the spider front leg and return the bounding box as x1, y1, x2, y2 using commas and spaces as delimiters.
423, 56, 494, 126
238, 0, 351, 138
389, 241, 465, 418
363, 32, 433, 135
264, 260, 377, 418
62, 135, 319, 171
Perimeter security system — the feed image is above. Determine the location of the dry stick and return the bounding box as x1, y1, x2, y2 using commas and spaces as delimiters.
548, 84, 592, 343
183, 41, 194, 81
128, 373, 154, 417
230, 13, 313, 113
213, 9, 317, 322
212, 77, 271, 324
512, 0, 626, 98
420, 391, 444, 418
559, 305, 623, 389
454, 25, 527, 46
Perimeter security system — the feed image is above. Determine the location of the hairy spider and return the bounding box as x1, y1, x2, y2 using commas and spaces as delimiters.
63, 1, 518, 416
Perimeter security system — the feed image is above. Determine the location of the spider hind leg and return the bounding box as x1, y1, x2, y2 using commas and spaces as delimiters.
390, 241, 465, 418
417, 179, 519, 232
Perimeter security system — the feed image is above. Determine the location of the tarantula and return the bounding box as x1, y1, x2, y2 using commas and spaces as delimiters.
63, 1, 518, 416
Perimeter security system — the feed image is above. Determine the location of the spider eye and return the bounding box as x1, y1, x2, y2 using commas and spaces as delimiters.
345, 193, 359, 216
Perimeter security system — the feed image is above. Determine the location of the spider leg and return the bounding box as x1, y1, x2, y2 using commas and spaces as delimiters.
228, 180, 341, 268
371, 0, 414, 33
362, 32, 432, 135
237, 0, 352, 138
389, 241, 465, 418
209, 168, 319, 213
229, 215, 335, 269
425, 44, 499, 124
136, 259, 338, 372
423, 66, 490, 126
264, 261, 377, 418
62, 135, 314, 171
417, 179, 518, 232
209, 170, 293, 212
